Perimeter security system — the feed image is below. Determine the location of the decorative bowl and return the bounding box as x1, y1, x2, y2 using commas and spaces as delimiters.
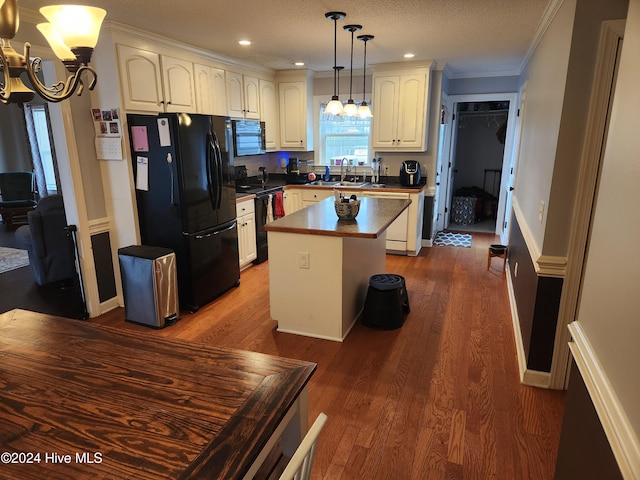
335, 200, 360, 220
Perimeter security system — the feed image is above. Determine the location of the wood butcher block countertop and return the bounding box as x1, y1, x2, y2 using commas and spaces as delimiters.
0, 309, 316, 480
264, 197, 411, 238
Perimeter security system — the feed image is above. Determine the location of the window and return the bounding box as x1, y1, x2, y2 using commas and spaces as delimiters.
318, 103, 371, 166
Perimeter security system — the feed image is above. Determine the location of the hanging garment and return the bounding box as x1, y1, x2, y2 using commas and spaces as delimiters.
274, 191, 285, 218
266, 194, 274, 223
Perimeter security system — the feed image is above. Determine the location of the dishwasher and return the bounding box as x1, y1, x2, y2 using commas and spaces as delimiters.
354, 190, 410, 252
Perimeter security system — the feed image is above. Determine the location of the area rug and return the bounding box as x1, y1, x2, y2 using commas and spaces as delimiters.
0, 247, 30, 274
433, 231, 472, 248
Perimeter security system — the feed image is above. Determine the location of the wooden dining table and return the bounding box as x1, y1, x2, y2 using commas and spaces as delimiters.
0, 309, 316, 479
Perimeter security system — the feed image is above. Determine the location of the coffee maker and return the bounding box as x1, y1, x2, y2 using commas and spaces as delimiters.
286, 157, 305, 184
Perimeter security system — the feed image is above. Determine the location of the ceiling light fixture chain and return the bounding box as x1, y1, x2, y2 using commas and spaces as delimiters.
324, 11, 346, 115
0, 0, 106, 105
342, 23, 362, 116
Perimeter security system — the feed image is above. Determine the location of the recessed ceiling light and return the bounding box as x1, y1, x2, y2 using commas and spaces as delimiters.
404, 53, 415, 58
295, 62, 305, 66
239, 40, 251, 46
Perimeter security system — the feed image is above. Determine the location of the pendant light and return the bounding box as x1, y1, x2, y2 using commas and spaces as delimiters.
342, 24, 362, 116
324, 12, 346, 115
357, 34, 374, 118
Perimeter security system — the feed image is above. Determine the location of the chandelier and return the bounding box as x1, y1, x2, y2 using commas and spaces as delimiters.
0, 0, 106, 105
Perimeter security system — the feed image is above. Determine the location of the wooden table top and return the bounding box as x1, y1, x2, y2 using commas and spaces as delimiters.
264, 197, 411, 239
0, 309, 316, 479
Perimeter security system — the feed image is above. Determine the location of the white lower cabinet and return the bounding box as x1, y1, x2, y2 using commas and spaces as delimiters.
302, 189, 333, 207
236, 199, 257, 269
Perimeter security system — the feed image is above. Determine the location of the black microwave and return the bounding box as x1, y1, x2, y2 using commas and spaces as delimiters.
231, 119, 266, 156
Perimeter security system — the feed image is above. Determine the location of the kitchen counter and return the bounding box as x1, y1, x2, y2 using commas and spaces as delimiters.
265, 197, 410, 238
283, 182, 427, 194
266, 197, 410, 341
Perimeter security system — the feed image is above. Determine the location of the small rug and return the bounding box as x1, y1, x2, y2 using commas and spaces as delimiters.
0, 246, 30, 274
433, 231, 472, 248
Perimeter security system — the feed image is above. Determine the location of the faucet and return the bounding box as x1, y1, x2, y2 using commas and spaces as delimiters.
340, 158, 348, 182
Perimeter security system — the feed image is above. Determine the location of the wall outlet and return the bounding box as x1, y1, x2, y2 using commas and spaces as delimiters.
279, 157, 287, 168
298, 252, 310, 269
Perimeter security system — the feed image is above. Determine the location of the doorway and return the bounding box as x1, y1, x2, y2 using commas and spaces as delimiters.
436, 92, 519, 242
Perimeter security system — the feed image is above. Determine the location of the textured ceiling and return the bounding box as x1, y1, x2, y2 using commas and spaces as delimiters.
16, 0, 550, 77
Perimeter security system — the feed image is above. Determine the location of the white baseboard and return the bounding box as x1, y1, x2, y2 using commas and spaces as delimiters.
505, 263, 551, 389
568, 322, 640, 479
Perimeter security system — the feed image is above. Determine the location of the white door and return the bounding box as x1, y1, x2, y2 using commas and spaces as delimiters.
443, 104, 460, 229
500, 83, 527, 243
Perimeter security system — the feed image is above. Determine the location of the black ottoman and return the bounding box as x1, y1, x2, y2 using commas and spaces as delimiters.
362, 274, 410, 330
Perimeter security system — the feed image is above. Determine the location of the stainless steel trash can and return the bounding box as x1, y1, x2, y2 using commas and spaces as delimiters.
118, 245, 180, 327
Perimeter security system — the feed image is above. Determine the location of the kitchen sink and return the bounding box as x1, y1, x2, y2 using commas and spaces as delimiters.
334, 181, 368, 187
361, 183, 386, 188
307, 180, 341, 186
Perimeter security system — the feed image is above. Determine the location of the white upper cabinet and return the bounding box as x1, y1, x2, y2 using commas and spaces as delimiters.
117, 44, 196, 113
226, 71, 260, 119
277, 70, 314, 151
371, 62, 433, 151
194, 64, 227, 116
259, 79, 279, 151
161, 56, 197, 113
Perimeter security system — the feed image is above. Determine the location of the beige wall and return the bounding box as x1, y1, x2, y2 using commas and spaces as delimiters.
515, 0, 576, 256
578, 0, 640, 447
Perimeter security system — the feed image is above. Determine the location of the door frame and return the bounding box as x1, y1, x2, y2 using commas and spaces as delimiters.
549, 19, 625, 390
437, 92, 518, 237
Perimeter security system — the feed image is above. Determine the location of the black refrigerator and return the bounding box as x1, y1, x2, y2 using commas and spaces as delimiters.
127, 113, 240, 312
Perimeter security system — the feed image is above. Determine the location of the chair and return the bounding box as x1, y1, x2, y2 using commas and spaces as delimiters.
15, 195, 76, 286
279, 413, 328, 480
0, 172, 37, 226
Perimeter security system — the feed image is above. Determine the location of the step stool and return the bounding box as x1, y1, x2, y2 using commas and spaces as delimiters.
362, 274, 410, 330
487, 244, 508, 271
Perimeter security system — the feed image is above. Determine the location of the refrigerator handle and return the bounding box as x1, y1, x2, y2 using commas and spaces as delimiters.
206, 132, 219, 210
194, 221, 237, 239
211, 130, 223, 208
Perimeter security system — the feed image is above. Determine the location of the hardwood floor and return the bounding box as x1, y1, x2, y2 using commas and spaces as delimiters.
92, 233, 566, 480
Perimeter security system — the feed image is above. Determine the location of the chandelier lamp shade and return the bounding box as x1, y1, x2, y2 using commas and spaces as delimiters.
323, 11, 346, 115
357, 34, 374, 118
0, 0, 106, 105
342, 24, 361, 117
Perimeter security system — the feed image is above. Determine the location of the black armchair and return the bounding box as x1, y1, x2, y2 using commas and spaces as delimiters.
0, 172, 37, 226
15, 195, 76, 286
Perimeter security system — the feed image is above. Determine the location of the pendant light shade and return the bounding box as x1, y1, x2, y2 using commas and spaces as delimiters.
357, 34, 374, 118
324, 12, 346, 115
342, 24, 362, 116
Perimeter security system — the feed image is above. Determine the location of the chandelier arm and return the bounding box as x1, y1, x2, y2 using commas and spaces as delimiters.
23, 43, 96, 103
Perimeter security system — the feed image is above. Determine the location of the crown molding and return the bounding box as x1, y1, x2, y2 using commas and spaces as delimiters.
519, 0, 565, 74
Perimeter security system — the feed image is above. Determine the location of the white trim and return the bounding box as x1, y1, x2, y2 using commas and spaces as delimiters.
505, 263, 551, 389
519, 0, 566, 74
444, 68, 521, 80
88, 217, 111, 236
536, 255, 567, 278
568, 322, 640, 479
512, 197, 542, 260
549, 19, 626, 391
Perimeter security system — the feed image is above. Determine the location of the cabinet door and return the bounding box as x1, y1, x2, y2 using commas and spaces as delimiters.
161, 56, 196, 113
260, 79, 279, 150
194, 63, 215, 114
279, 82, 306, 149
226, 71, 245, 117
397, 74, 426, 149
211, 68, 227, 116
117, 45, 163, 112
243, 213, 257, 264
372, 76, 399, 149
195, 65, 227, 116
283, 189, 303, 214
243, 75, 261, 119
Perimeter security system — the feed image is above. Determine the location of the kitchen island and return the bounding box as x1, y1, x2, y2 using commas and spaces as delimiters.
265, 196, 411, 341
